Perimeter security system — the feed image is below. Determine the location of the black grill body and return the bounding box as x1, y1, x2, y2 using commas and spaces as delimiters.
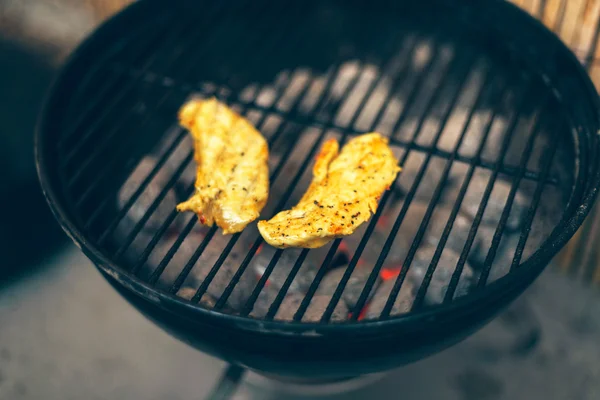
36, 0, 600, 378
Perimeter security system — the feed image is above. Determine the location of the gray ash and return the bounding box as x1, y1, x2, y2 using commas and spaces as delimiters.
461, 174, 530, 233
177, 287, 219, 309
249, 247, 317, 294
117, 156, 179, 232
407, 245, 475, 304
316, 265, 381, 310
273, 293, 349, 322
111, 118, 535, 323
377, 202, 482, 269
364, 279, 415, 319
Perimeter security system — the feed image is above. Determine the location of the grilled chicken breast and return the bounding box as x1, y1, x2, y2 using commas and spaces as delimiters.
258, 133, 400, 248
176, 98, 269, 234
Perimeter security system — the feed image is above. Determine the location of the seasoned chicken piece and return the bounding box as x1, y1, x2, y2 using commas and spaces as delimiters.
258, 133, 400, 248
176, 98, 269, 234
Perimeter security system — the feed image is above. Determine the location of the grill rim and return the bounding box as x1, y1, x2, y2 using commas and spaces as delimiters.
35, 0, 600, 335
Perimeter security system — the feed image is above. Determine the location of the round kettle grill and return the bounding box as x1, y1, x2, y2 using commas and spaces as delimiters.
36, 0, 600, 381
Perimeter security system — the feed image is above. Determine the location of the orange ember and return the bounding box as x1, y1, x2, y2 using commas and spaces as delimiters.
338, 241, 350, 254
377, 215, 389, 228
380, 266, 401, 281
357, 305, 369, 321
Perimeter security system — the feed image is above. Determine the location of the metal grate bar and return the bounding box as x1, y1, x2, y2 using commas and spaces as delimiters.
115, 151, 194, 258
97, 65, 560, 186
169, 76, 322, 294
149, 217, 196, 284
173, 60, 357, 297
112, 2, 312, 269
438, 91, 535, 293
264, 248, 310, 319
83, 126, 185, 233
210, 58, 381, 309
262, 37, 427, 320
353, 67, 498, 319
61, 8, 222, 168
64, 2, 250, 190
56, 11, 179, 149
165, 21, 354, 299
295, 40, 456, 322
319, 57, 481, 322
82, 19, 282, 234
210, 47, 398, 308
475, 102, 548, 288
91, 0, 280, 243
131, 74, 293, 275
381, 81, 533, 317
238, 33, 415, 317
86, 123, 186, 224
384, 138, 557, 184
510, 127, 561, 269
441, 89, 523, 302
173, 67, 333, 299
404, 89, 536, 311
398, 70, 497, 309
191, 64, 359, 303
376, 57, 477, 317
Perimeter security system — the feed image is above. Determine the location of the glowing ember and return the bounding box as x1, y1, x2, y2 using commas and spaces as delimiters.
380, 266, 401, 281
338, 241, 350, 254
376, 215, 389, 228
357, 305, 369, 321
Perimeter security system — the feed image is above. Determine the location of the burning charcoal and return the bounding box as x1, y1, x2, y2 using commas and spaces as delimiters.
273, 293, 348, 322
196, 234, 256, 310
381, 202, 481, 268
316, 266, 381, 309
305, 234, 358, 270
406, 245, 475, 305
469, 228, 520, 284
248, 282, 322, 319
169, 136, 197, 196
276, 69, 312, 112
436, 110, 503, 158
142, 232, 254, 311
334, 64, 379, 128
426, 205, 481, 257
304, 295, 349, 322
364, 279, 415, 319
117, 156, 178, 232
155, 123, 196, 192
250, 247, 317, 294
249, 284, 280, 318
272, 293, 304, 321
143, 232, 205, 288
396, 154, 458, 205
461, 174, 530, 232
177, 286, 218, 309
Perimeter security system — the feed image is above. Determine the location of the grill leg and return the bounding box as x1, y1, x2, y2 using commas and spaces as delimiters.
205, 364, 246, 400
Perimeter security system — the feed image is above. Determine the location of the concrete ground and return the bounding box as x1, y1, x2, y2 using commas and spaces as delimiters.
1, 244, 600, 400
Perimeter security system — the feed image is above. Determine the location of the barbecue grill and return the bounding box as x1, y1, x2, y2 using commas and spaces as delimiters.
35, 0, 600, 385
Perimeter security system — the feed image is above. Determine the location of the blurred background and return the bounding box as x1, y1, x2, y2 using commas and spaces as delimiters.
1, 0, 600, 399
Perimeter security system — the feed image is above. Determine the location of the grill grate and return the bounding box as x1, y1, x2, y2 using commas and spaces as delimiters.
46, 0, 589, 325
